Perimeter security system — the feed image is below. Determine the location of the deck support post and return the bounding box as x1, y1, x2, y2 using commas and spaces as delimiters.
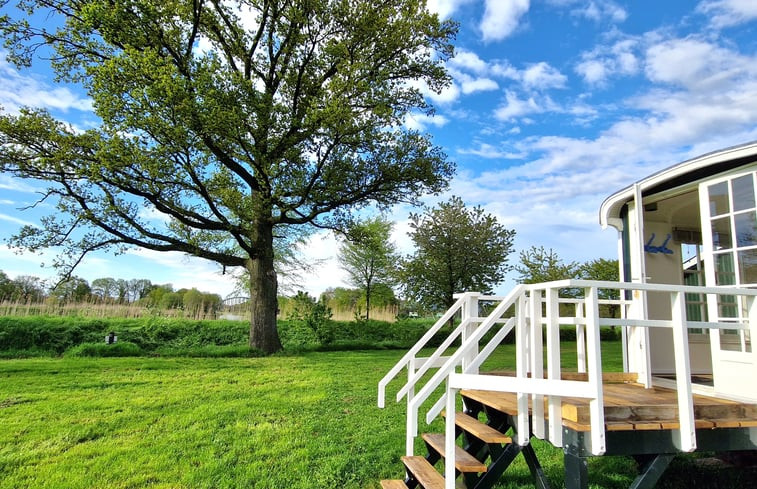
629, 454, 675, 489
564, 452, 589, 489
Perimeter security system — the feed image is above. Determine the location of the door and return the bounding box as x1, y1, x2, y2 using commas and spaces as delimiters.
699, 169, 757, 399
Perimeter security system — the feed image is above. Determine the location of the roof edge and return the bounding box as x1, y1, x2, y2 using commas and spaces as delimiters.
599, 141, 757, 230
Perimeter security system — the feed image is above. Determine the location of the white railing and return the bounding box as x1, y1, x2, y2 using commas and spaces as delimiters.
379, 280, 757, 489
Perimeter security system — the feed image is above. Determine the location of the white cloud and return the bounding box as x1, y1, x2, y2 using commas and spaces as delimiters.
426, 0, 477, 19
138, 205, 172, 225
575, 38, 639, 85
124, 248, 237, 297
0, 213, 37, 227
480, 0, 530, 42
522, 62, 568, 90
293, 232, 350, 297
459, 76, 499, 94
458, 143, 525, 159
449, 49, 490, 74
404, 112, 450, 131
644, 37, 755, 91
494, 91, 551, 121
0, 175, 38, 193
0, 52, 93, 114
575, 1, 628, 23
575, 59, 608, 84
697, 0, 757, 28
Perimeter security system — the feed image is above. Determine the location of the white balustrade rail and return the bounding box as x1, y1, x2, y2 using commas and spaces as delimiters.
378, 279, 757, 489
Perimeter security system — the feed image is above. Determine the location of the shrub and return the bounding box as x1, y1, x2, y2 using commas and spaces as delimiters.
66, 341, 143, 357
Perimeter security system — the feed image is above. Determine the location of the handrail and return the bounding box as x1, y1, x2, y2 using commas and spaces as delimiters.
403, 285, 525, 454
377, 293, 469, 408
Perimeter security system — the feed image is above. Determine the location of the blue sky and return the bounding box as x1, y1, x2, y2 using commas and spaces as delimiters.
2, 0, 757, 298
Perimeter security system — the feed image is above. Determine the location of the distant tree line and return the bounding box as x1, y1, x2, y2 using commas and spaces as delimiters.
0, 270, 222, 316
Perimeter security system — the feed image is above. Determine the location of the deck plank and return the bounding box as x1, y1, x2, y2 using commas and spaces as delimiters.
443, 411, 512, 444
463, 381, 757, 433
422, 433, 488, 473
401, 456, 445, 489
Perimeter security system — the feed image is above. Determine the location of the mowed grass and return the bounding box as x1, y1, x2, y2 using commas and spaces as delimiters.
0, 343, 751, 488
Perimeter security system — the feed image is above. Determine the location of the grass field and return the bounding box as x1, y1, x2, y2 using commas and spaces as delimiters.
1, 343, 753, 488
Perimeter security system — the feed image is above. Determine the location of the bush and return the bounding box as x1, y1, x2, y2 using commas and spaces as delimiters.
66, 341, 143, 357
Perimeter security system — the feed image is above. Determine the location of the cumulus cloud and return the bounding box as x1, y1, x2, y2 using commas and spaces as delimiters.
427, 0, 477, 19
0, 52, 93, 114
403, 112, 450, 131
522, 62, 568, 90
697, 0, 757, 28
644, 37, 754, 91
493, 91, 548, 121
449, 49, 490, 74
480, 0, 530, 42
575, 38, 640, 85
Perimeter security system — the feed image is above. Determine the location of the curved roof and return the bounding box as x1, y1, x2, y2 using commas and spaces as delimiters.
599, 141, 757, 230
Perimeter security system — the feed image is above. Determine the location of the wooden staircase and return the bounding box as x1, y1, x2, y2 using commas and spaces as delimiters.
380, 389, 539, 489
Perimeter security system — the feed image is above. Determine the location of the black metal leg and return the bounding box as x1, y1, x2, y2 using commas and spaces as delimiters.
522, 443, 551, 489
472, 443, 522, 489
629, 454, 675, 489
564, 452, 589, 489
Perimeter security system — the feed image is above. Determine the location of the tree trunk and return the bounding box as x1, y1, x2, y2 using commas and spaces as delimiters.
365, 280, 371, 321
247, 221, 283, 354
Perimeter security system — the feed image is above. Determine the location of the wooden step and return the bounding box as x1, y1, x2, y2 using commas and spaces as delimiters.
421, 433, 488, 473
443, 411, 512, 444
401, 455, 445, 489
380, 480, 409, 489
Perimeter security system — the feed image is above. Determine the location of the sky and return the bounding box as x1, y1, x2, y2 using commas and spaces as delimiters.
1, 0, 757, 299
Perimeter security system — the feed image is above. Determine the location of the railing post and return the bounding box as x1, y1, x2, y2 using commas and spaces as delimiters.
461, 292, 480, 374
546, 287, 562, 447
576, 300, 586, 374
529, 288, 545, 439
671, 290, 696, 452
585, 286, 606, 455
445, 382, 457, 489
516, 292, 530, 446
406, 355, 416, 451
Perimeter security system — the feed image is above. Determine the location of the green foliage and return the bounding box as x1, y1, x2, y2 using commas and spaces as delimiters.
65, 341, 143, 357
285, 291, 335, 345
0, 0, 456, 354
516, 245, 581, 284
400, 196, 516, 310
338, 216, 398, 320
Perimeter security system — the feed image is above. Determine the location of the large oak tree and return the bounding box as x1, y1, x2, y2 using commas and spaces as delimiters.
0, 0, 456, 353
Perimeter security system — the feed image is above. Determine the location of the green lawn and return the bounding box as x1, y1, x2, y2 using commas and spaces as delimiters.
0, 344, 752, 488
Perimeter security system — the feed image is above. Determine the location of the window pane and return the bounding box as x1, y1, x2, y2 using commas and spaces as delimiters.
735, 212, 757, 247
732, 174, 755, 212
716, 253, 736, 285
712, 217, 732, 249
709, 181, 730, 215
738, 249, 757, 284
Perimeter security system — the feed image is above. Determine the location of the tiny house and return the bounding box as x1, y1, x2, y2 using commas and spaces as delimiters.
377, 142, 757, 489
600, 141, 757, 400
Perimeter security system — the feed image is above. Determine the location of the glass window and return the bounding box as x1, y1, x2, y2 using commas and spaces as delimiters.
709, 181, 730, 215
712, 217, 733, 249
715, 253, 736, 285
732, 174, 756, 212
738, 249, 757, 284
735, 211, 757, 248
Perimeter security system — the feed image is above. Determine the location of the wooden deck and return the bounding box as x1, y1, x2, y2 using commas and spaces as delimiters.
462, 377, 757, 433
